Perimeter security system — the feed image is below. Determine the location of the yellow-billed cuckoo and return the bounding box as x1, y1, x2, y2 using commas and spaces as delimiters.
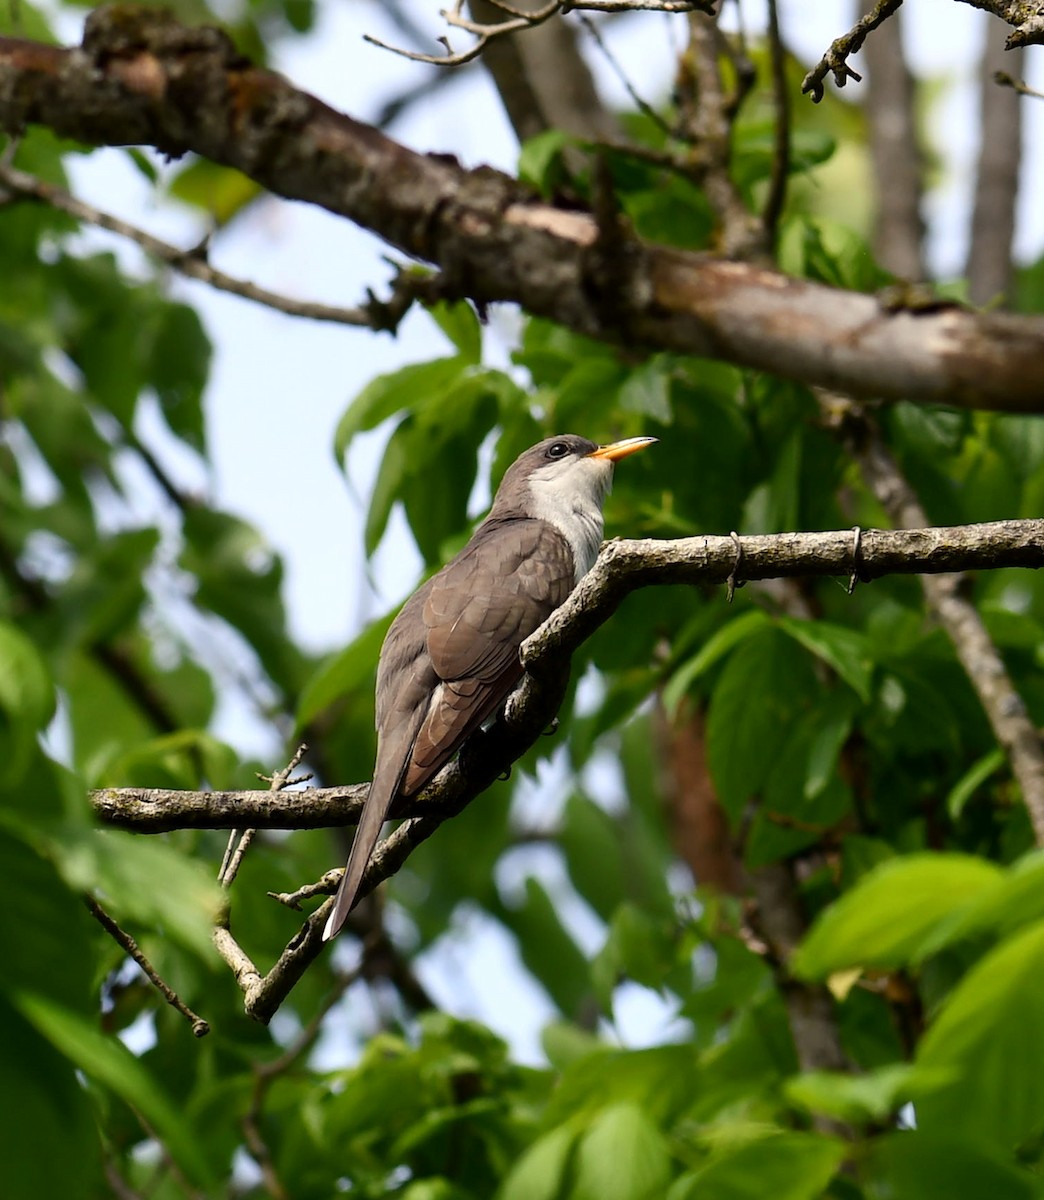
323, 434, 656, 940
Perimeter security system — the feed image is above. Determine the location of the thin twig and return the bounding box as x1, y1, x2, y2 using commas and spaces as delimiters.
577, 13, 673, 138
0, 161, 408, 329
220, 744, 311, 888
364, 0, 706, 67
85, 895, 210, 1037
801, 0, 904, 103
994, 71, 1044, 101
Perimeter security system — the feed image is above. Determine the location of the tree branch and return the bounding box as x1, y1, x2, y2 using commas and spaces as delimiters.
805, 0, 1044, 104
92, 516, 1044, 1018
365, 0, 707, 68
0, 161, 419, 328
92, 517, 1044, 829
801, 0, 904, 103
2, 9, 1043, 411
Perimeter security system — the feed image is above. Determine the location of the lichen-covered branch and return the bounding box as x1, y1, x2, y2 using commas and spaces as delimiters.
2, 9, 1043, 411
92, 517, 1044, 831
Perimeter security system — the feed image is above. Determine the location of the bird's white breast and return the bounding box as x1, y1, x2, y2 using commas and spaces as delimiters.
526, 457, 612, 583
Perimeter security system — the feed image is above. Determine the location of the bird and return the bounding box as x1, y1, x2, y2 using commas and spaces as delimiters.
322, 433, 656, 940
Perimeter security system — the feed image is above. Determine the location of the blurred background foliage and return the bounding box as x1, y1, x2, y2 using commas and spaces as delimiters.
2, 1, 1044, 1198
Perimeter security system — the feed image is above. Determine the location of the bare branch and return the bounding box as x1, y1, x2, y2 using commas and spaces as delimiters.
995, 70, 1044, 101
93, 782, 368, 832
805, 0, 1044, 104
0, 161, 423, 331
954, 0, 1044, 48
676, 10, 764, 258
802, 0, 904, 103
2, 12, 1043, 410
365, 0, 707, 67
92, 517, 1044, 831
219, 743, 312, 887
518, 519, 1044, 663
86, 896, 210, 1036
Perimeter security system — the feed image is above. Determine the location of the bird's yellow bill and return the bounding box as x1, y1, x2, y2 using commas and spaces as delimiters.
588, 436, 658, 462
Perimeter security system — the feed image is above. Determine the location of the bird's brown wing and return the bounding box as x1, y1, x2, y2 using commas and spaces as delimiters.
323, 518, 573, 941
404, 518, 574, 794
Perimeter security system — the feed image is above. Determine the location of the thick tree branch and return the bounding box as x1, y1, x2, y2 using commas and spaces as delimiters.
92, 517, 1044, 831
2, 9, 1043, 411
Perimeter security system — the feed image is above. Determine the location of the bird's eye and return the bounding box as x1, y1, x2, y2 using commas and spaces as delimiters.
546, 441, 569, 460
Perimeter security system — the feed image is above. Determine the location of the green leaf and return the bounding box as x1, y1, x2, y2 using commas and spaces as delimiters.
793, 854, 1003, 979
55, 829, 222, 961
0, 621, 55, 783
0, 619, 54, 729
545, 1045, 696, 1128
938, 850, 1044, 949
428, 301, 482, 363
498, 878, 590, 1020
947, 747, 1006, 819
592, 903, 676, 1007
541, 1022, 603, 1070
706, 627, 813, 819
0, 827, 95, 1010
778, 616, 874, 701
364, 418, 412, 556
0, 997, 101, 1200
334, 356, 468, 463
669, 1132, 843, 1200
572, 1104, 672, 1200
804, 705, 853, 800
784, 1064, 914, 1124
167, 158, 263, 224
14, 991, 215, 1188
866, 1132, 1040, 1200
518, 129, 574, 195
181, 508, 304, 695
150, 302, 210, 451
619, 358, 673, 422
497, 1125, 577, 1200
559, 793, 628, 922
913, 919, 1044, 1151
663, 609, 770, 715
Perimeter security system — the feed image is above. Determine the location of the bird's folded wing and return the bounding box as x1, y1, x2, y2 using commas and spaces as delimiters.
402, 519, 574, 794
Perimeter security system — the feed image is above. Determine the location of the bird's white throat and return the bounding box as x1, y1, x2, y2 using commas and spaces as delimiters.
526, 456, 613, 582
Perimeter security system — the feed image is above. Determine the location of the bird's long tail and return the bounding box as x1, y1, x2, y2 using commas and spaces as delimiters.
322, 743, 410, 941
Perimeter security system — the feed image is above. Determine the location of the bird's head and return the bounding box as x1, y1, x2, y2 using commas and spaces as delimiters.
491, 434, 657, 519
